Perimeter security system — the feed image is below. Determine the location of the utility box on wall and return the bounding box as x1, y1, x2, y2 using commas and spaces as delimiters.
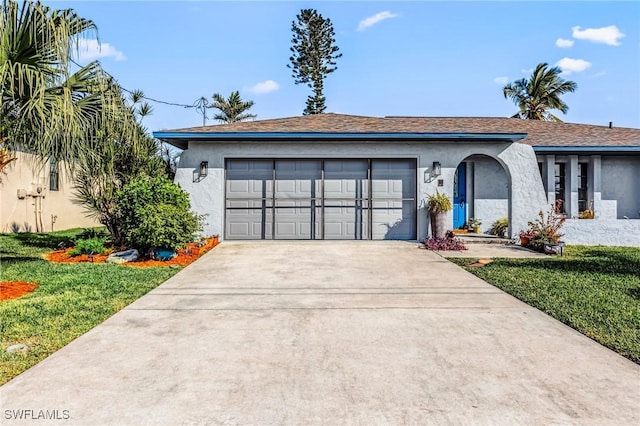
16, 189, 27, 199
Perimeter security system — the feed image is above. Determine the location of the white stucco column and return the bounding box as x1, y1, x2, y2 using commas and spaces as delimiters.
544, 155, 555, 205
567, 155, 579, 217
497, 143, 548, 237
589, 155, 602, 217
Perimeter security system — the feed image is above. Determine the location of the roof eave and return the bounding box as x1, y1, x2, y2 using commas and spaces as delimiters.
153, 131, 528, 145
533, 146, 640, 154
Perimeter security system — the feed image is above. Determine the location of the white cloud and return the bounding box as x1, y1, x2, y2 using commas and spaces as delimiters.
555, 38, 574, 48
521, 68, 534, 74
245, 80, 279, 94
77, 38, 125, 62
571, 25, 625, 46
555, 57, 592, 75
493, 76, 509, 84
357, 11, 399, 32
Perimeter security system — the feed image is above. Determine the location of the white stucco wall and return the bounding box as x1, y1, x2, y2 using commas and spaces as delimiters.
563, 219, 640, 247
174, 140, 548, 240
601, 157, 640, 219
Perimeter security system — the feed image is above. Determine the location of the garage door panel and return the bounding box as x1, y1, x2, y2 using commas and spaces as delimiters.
324, 160, 368, 199
275, 160, 321, 200
371, 200, 416, 240
226, 160, 273, 199
372, 159, 416, 199
324, 200, 369, 240
226, 208, 273, 240
274, 204, 321, 239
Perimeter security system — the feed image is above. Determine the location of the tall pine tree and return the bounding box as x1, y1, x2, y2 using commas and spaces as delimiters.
288, 9, 342, 115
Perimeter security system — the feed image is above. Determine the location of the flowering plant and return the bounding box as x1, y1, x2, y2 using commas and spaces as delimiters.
521, 202, 566, 251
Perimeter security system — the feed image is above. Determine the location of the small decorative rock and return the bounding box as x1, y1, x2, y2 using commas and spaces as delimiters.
7, 344, 29, 353
106, 249, 139, 264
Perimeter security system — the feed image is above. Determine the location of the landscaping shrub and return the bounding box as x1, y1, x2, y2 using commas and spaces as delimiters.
115, 176, 201, 251
68, 238, 107, 257
127, 203, 200, 252
424, 230, 467, 251
77, 227, 109, 240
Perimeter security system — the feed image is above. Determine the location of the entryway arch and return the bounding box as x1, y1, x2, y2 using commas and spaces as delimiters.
453, 154, 511, 236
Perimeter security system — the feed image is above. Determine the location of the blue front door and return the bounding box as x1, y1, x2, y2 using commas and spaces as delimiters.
453, 163, 467, 229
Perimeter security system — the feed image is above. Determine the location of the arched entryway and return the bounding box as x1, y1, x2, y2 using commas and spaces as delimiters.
453, 154, 511, 236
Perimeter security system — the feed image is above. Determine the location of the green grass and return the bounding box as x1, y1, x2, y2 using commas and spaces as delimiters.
0, 229, 178, 385
450, 246, 640, 364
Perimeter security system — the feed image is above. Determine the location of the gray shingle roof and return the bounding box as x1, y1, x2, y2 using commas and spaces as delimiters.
160, 114, 640, 147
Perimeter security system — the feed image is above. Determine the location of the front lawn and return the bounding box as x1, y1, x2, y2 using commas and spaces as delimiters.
0, 229, 178, 385
450, 246, 640, 364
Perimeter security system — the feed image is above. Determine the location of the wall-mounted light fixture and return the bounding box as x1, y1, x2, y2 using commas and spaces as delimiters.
431, 161, 441, 177
424, 161, 442, 183
199, 161, 209, 178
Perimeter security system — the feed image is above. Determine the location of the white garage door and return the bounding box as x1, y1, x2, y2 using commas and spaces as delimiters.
225, 159, 416, 240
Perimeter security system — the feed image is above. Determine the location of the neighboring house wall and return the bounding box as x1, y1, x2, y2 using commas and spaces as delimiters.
601, 156, 640, 219
0, 152, 97, 233
174, 140, 548, 240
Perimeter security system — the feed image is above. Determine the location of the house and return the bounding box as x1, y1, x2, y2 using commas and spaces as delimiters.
0, 152, 97, 233
154, 114, 640, 246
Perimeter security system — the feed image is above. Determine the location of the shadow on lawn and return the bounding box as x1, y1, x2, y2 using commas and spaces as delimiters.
492, 250, 640, 277
12, 232, 75, 250
627, 287, 640, 300
0, 255, 46, 263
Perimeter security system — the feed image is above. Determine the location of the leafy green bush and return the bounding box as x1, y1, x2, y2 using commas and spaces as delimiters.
69, 238, 107, 257
77, 227, 109, 240
127, 204, 200, 252
116, 176, 201, 251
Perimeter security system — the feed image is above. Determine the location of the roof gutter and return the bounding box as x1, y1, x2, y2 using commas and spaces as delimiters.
153, 131, 528, 149
533, 146, 640, 154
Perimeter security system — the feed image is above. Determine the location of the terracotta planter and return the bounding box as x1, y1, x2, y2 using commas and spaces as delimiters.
519, 236, 530, 246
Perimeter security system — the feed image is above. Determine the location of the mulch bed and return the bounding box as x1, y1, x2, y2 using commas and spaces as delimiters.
1, 281, 38, 301
45, 237, 219, 268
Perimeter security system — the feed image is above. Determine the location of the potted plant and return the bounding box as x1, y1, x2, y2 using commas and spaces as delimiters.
426, 190, 452, 239
490, 217, 509, 238
523, 203, 566, 254
518, 229, 535, 247
468, 217, 482, 233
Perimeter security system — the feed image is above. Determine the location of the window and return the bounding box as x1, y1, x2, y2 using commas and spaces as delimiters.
49, 158, 59, 191
554, 163, 565, 212
578, 162, 588, 212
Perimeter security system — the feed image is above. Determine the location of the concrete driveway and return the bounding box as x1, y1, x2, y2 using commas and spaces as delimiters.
1, 241, 639, 425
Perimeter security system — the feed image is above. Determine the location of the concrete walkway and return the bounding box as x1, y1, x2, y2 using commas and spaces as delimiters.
436, 243, 547, 258
1, 241, 638, 425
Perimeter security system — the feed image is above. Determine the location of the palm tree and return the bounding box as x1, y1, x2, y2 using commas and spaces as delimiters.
208, 91, 256, 124
502, 63, 577, 122
0, 0, 134, 168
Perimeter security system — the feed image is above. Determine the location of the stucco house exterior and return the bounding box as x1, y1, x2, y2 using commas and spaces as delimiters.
154, 114, 640, 246
0, 152, 97, 233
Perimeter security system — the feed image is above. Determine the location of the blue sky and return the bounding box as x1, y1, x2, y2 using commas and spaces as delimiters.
50, 1, 640, 132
